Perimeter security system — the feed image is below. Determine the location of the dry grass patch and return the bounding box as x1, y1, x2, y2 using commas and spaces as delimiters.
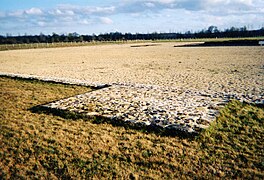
0, 77, 263, 179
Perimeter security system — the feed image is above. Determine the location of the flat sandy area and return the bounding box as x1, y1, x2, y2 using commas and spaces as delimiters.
0, 42, 263, 96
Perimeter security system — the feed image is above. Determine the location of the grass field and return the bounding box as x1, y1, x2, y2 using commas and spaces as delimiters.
0, 76, 263, 179
0, 40, 149, 51
1, 37, 263, 51
0, 41, 119, 51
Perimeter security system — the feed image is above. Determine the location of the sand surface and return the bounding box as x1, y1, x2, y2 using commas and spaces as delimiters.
0, 42, 263, 96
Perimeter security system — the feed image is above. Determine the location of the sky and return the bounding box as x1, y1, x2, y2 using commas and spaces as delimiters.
0, 0, 264, 35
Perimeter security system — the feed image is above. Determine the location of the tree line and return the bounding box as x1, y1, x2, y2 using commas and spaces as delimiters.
1, 26, 263, 44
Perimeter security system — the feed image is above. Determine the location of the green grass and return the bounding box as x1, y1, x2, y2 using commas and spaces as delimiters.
0, 77, 263, 179
198, 101, 264, 178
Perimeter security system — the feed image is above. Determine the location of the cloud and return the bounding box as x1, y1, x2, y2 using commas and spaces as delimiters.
0, 0, 263, 35
48, 9, 75, 16
85, 6, 115, 14
100, 17, 113, 24
7, 10, 24, 17
0, 4, 117, 33
117, 0, 261, 13
37, 21, 46, 27
145, 2, 156, 8
232, 0, 253, 5
57, 4, 115, 15
25, 7, 43, 15
0, 12, 5, 18
153, 0, 175, 4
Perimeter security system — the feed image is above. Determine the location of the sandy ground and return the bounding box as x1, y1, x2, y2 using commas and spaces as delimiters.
0, 42, 263, 96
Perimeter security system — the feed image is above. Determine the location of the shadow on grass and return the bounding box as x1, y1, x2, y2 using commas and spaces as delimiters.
29, 105, 197, 139
248, 102, 264, 109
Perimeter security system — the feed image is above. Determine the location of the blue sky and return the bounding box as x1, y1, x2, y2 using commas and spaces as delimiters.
1, 0, 264, 35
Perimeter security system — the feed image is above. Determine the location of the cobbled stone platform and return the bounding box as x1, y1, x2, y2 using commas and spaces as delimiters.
42, 83, 259, 134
